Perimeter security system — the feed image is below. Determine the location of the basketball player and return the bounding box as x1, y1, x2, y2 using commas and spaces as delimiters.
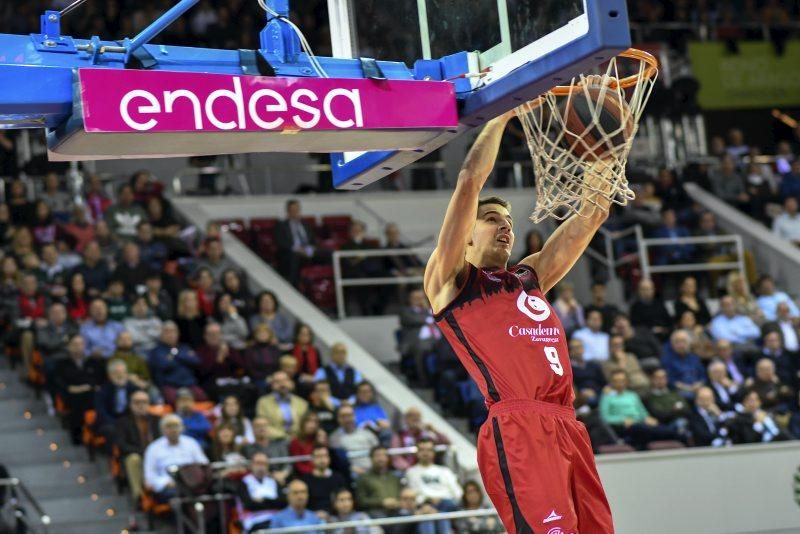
424, 111, 614, 533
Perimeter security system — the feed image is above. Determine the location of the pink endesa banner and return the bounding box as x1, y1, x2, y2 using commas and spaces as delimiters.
78, 69, 458, 133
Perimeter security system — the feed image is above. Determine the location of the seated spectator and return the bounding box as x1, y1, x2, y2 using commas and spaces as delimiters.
213, 293, 249, 350
109, 331, 151, 391
242, 416, 290, 461
106, 184, 148, 240
707, 360, 740, 413
629, 279, 672, 339
727, 270, 763, 323
744, 358, 795, 413
300, 445, 349, 513
709, 154, 748, 208
36, 302, 79, 407
390, 407, 450, 471
552, 282, 585, 336
103, 278, 131, 322
243, 323, 282, 392
405, 438, 462, 531
584, 282, 620, 332
673, 276, 711, 325
775, 141, 795, 175
175, 289, 207, 348
135, 222, 168, 272
124, 296, 163, 354
143, 414, 209, 503
709, 296, 760, 349
356, 446, 403, 517
217, 395, 254, 445
308, 380, 340, 435
779, 160, 800, 200
147, 321, 205, 404
113, 242, 152, 295
249, 290, 295, 347
84, 174, 111, 222
676, 310, 714, 360
353, 381, 391, 435
175, 387, 212, 449
772, 197, 800, 246
65, 272, 90, 322
728, 390, 791, 444
571, 310, 610, 362
255, 370, 308, 441
314, 342, 363, 403
115, 390, 160, 502
144, 272, 174, 320
269, 480, 324, 532
221, 269, 253, 316
32, 201, 56, 246
599, 370, 678, 450
289, 412, 323, 476
196, 322, 245, 397
329, 404, 379, 477
195, 238, 238, 290
454, 480, 504, 533
327, 488, 375, 534
39, 243, 67, 289
41, 171, 72, 217
652, 208, 693, 265
612, 314, 662, 361
398, 288, 441, 385
765, 302, 800, 353
642, 368, 691, 438
756, 275, 799, 322
94, 359, 138, 440
211, 422, 248, 473
661, 330, 705, 399
603, 335, 648, 395
689, 386, 731, 447
237, 452, 287, 532
80, 299, 125, 359
570, 338, 606, 406
292, 323, 322, 382
56, 334, 103, 443
195, 267, 217, 317
748, 330, 796, 387
385, 487, 441, 534
74, 241, 110, 297
59, 205, 96, 254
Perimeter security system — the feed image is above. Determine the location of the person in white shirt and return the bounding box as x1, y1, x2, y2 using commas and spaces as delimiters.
236, 452, 287, 532
772, 197, 800, 246
756, 275, 799, 322
709, 296, 761, 347
143, 414, 209, 503
571, 310, 610, 362
406, 438, 463, 533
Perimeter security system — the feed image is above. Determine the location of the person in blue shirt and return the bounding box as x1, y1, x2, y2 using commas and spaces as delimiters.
709, 296, 762, 347
174, 387, 212, 449
352, 381, 392, 445
80, 299, 125, 358
756, 275, 800, 322
147, 321, 205, 404
661, 330, 705, 400
269, 479, 324, 533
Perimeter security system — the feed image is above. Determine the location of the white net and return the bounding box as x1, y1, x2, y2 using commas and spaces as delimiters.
515, 50, 658, 223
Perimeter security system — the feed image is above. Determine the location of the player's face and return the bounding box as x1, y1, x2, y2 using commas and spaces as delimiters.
471, 204, 514, 266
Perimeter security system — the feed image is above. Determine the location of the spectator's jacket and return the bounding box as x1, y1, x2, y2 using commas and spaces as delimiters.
18, 292, 46, 320
629, 299, 672, 333
109, 350, 151, 383
688, 407, 727, 447
123, 316, 163, 353
315, 364, 361, 401
299, 470, 348, 512
255, 392, 308, 440
599, 389, 649, 425
115, 413, 160, 457
179, 410, 212, 448
36, 320, 78, 359
196, 344, 244, 384
148, 342, 200, 388
94, 382, 138, 426
398, 306, 433, 355
242, 342, 282, 383
292, 344, 321, 376
355, 469, 402, 511
405, 463, 463, 502
236, 474, 286, 531
73, 260, 111, 293
275, 219, 317, 253
727, 412, 791, 444
642, 389, 691, 424
757, 291, 800, 322
661, 347, 705, 388
80, 319, 125, 358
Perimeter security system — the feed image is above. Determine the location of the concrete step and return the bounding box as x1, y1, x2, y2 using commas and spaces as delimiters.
9, 460, 107, 491
38, 494, 131, 525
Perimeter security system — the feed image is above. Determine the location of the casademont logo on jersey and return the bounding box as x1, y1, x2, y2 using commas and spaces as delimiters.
508, 291, 561, 343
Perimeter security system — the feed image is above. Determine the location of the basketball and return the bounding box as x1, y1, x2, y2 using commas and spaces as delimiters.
558, 83, 635, 161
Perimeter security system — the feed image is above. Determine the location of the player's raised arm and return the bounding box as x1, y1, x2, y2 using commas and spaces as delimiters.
520, 160, 614, 293
424, 112, 515, 308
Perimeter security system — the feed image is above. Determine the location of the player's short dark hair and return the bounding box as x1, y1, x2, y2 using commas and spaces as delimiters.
477, 196, 510, 215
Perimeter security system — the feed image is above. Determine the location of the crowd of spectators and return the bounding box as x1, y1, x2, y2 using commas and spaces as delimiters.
0, 170, 508, 532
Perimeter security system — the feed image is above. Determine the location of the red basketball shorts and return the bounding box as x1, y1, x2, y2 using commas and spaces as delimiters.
477, 398, 614, 534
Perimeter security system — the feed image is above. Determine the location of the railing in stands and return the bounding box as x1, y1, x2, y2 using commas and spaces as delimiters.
635, 226, 746, 281
257, 509, 500, 533
582, 225, 642, 282
0, 478, 51, 534
332, 247, 434, 319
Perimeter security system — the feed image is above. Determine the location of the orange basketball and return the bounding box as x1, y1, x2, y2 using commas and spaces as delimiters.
558, 84, 635, 161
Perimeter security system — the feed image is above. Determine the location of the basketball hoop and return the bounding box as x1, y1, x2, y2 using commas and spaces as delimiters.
515, 48, 659, 223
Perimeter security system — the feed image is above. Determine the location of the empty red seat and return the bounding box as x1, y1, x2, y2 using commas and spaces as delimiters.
250, 218, 280, 263
321, 215, 352, 240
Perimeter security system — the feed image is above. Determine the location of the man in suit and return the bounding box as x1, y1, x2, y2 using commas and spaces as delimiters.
340, 220, 384, 315
712, 339, 747, 387
114, 390, 160, 502
275, 199, 318, 286
746, 330, 797, 389
706, 360, 740, 413
255, 370, 308, 442
398, 288, 441, 385
94, 359, 138, 441
688, 386, 729, 447
728, 390, 792, 444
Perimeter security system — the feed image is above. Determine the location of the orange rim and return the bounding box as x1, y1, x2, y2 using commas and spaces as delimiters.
549, 48, 658, 95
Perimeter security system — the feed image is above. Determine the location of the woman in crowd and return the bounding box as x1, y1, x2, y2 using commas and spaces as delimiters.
175, 289, 207, 348
454, 480, 505, 533
242, 323, 283, 392
288, 411, 323, 476
213, 293, 249, 350
249, 290, 294, 349
291, 323, 322, 381
216, 395, 254, 445
66, 272, 89, 322
673, 276, 711, 326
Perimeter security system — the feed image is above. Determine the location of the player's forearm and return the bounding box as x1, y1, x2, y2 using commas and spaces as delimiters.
458, 113, 514, 189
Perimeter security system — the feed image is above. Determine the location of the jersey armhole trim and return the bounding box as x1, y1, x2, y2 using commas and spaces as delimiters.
432, 263, 478, 322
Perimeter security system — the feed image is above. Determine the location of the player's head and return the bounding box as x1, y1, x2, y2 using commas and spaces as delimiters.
466, 197, 514, 269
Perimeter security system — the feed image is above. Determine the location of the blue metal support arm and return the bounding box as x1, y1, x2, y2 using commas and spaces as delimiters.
125, 0, 199, 62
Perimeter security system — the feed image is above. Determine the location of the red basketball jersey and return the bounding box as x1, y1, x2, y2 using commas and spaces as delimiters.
435, 263, 574, 407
